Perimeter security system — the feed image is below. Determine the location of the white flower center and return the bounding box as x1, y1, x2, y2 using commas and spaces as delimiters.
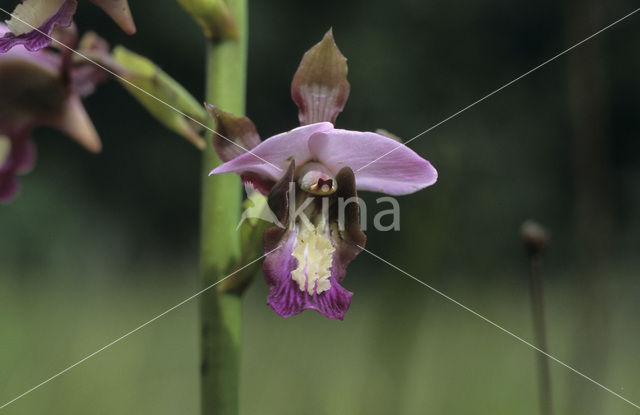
291, 223, 335, 295
0, 136, 10, 167
5, 0, 67, 35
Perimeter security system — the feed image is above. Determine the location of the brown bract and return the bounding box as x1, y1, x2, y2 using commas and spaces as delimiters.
205, 104, 260, 162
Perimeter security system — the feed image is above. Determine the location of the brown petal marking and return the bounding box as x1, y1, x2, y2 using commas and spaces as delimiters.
267, 160, 295, 223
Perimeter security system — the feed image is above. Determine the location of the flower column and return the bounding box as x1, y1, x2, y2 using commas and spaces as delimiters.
196, 0, 247, 413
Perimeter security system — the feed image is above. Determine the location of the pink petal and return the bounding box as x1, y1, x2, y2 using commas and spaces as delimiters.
209, 122, 333, 182
309, 129, 438, 195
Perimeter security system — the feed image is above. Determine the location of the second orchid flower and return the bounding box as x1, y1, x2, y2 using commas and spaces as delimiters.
0, 0, 136, 53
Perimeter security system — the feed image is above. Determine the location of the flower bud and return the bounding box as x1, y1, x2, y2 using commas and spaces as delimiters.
112, 46, 209, 149
521, 220, 549, 255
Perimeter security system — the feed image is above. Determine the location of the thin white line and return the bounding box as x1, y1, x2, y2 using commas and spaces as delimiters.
358, 245, 640, 411
0, 7, 282, 172
357, 7, 640, 172
0, 248, 277, 411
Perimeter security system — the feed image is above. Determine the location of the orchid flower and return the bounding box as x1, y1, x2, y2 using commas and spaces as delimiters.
0, 24, 108, 202
208, 30, 437, 320
0, 0, 135, 53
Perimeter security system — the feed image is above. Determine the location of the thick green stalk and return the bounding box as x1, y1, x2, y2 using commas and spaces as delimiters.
199, 0, 248, 414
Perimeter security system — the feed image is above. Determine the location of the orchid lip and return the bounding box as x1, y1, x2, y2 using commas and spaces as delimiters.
291, 221, 335, 295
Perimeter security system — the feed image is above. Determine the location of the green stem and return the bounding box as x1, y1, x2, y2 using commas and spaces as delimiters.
199, 0, 248, 414
528, 254, 554, 415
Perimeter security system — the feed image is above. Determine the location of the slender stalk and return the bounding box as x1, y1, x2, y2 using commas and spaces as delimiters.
528, 254, 554, 415
199, 0, 248, 414
565, 1, 611, 413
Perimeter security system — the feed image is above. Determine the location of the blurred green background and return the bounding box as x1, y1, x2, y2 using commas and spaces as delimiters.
1, 0, 640, 413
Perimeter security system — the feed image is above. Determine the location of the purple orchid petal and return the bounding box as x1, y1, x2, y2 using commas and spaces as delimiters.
263, 226, 354, 320
0, 0, 78, 53
309, 129, 438, 195
210, 122, 333, 183
0, 23, 60, 70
